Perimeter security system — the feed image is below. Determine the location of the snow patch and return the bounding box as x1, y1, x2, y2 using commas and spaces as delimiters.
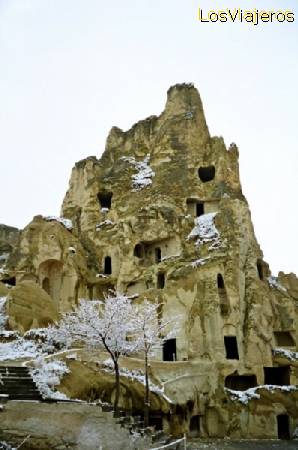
96, 220, 114, 230
267, 276, 287, 293
44, 216, 73, 230
187, 213, 222, 250
0, 297, 7, 330
0, 254, 9, 262
121, 154, 155, 191
191, 257, 211, 267
30, 358, 70, 400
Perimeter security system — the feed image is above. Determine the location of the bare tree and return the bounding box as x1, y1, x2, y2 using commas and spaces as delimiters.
53, 293, 136, 413
132, 299, 178, 427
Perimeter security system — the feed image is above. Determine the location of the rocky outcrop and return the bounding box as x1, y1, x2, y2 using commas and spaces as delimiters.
1, 83, 297, 439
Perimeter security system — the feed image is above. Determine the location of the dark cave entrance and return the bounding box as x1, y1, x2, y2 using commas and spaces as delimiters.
264, 366, 290, 386
225, 374, 257, 391
198, 165, 215, 183
277, 414, 290, 439
196, 202, 204, 217
189, 415, 201, 437
97, 191, 113, 210
103, 256, 112, 275
157, 272, 165, 289
224, 336, 239, 360
0, 277, 16, 287
163, 338, 177, 361
155, 247, 161, 263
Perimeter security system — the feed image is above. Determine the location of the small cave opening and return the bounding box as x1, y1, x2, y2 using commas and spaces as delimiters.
163, 338, 177, 361
149, 414, 163, 430
217, 274, 225, 289
257, 259, 264, 280
224, 336, 239, 360
155, 247, 161, 263
97, 191, 113, 210
42, 277, 50, 295
274, 331, 295, 347
264, 366, 290, 385
103, 256, 112, 275
217, 274, 229, 315
225, 374, 257, 391
189, 415, 201, 438
277, 414, 290, 439
157, 272, 165, 289
134, 243, 144, 258
198, 165, 215, 183
1, 277, 16, 287
196, 202, 204, 217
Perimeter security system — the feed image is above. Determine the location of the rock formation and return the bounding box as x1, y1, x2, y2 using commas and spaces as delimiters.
1, 83, 297, 439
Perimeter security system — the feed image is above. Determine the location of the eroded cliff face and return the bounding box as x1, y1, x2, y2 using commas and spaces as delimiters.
1, 83, 297, 439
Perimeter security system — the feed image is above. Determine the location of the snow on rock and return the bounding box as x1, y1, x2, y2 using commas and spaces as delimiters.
30, 358, 70, 400
102, 359, 173, 404
187, 213, 222, 250
44, 216, 73, 230
267, 276, 287, 293
121, 154, 155, 191
161, 254, 180, 262
96, 220, 114, 230
273, 348, 298, 361
0, 297, 7, 330
226, 384, 298, 405
191, 257, 211, 268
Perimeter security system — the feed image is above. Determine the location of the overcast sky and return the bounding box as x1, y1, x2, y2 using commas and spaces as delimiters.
0, 0, 297, 276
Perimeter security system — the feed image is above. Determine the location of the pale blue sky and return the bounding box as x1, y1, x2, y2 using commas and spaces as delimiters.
0, 0, 297, 275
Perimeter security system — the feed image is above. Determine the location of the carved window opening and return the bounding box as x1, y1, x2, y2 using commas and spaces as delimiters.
264, 366, 290, 385
157, 272, 165, 289
103, 256, 112, 275
155, 247, 161, 263
274, 331, 295, 347
224, 336, 239, 360
163, 338, 177, 361
277, 414, 290, 439
186, 199, 204, 217
1, 277, 16, 287
196, 202, 204, 217
198, 165, 215, 183
257, 259, 264, 280
225, 374, 257, 391
97, 191, 113, 210
189, 415, 201, 438
217, 274, 229, 315
134, 243, 144, 258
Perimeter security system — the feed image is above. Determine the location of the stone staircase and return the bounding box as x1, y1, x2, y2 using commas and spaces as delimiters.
113, 410, 179, 449
0, 366, 43, 401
